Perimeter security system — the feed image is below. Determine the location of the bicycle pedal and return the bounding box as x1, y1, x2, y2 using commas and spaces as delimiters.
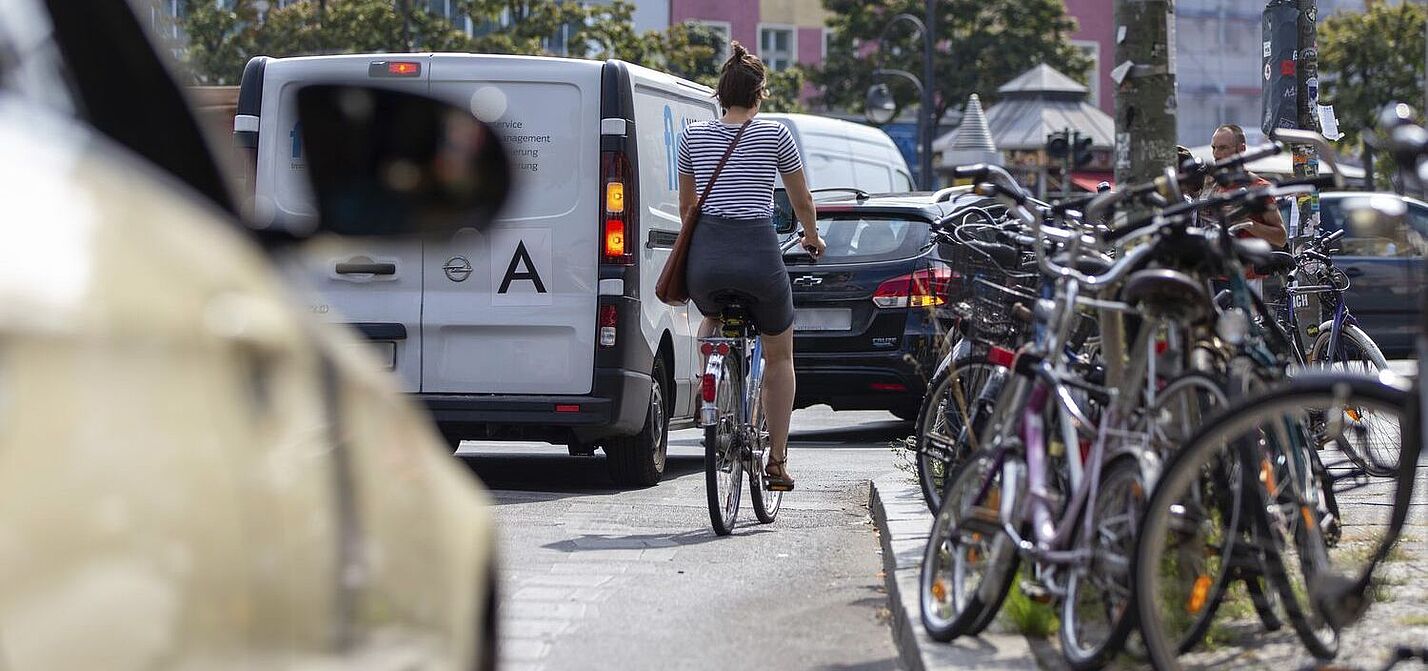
1020, 580, 1054, 604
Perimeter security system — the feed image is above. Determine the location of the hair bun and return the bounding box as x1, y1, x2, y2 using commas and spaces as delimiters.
725, 41, 748, 68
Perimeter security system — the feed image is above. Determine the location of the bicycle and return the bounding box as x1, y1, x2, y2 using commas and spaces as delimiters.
701, 293, 785, 536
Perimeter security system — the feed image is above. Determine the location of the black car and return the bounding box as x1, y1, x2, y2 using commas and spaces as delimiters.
774, 189, 996, 420
1280, 192, 1426, 357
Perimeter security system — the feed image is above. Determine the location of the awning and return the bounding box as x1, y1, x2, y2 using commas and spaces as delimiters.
1070, 172, 1114, 192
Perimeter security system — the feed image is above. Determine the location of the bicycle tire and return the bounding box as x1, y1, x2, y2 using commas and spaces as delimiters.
1135, 375, 1410, 670
1060, 455, 1145, 670
705, 355, 744, 536
920, 451, 1021, 641
915, 354, 1002, 513
1309, 325, 1398, 477
749, 374, 782, 524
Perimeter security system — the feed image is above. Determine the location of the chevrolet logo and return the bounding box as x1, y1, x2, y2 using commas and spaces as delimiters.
792, 275, 822, 287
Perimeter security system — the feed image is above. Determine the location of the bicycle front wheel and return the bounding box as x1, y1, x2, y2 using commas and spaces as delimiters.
1061, 455, 1145, 670
1135, 375, 1410, 670
920, 451, 1021, 641
1309, 325, 1398, 477
706, 355, 744, 536
915, 354, 1002, 513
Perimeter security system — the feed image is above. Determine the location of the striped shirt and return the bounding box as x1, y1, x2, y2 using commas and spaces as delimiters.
676, 119, 803, 219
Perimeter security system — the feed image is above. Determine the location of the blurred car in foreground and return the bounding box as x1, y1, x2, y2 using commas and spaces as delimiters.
0, 1, 503, 668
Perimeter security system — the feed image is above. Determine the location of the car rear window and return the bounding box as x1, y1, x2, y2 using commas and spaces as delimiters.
804, 215, 930, 263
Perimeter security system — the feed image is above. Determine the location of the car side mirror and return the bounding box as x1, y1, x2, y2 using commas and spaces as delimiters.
773, 189, 797, 234
294, 84, 511, 237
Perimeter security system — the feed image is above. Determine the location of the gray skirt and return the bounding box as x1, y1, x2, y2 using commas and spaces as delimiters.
686, 214, 795, 335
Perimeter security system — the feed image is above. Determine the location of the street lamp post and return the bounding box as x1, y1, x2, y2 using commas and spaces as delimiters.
864, 3, 936, 190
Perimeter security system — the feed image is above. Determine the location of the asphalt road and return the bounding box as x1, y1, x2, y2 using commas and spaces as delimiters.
457, 407, 913, 671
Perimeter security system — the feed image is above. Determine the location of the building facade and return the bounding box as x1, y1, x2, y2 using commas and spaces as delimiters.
670, 0, 830, 71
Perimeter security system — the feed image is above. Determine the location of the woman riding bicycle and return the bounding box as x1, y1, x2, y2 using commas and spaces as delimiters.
677, 42, 824, 491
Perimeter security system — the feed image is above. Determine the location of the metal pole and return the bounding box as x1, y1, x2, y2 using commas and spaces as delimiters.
921, 0, 936, 190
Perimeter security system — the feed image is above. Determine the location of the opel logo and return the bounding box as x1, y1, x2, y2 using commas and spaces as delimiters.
792, 274, 822, 287
443, 256, 473, 282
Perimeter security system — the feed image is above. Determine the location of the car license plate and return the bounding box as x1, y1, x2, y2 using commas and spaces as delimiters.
794, 308, 852, 331
356, 341, 397, 370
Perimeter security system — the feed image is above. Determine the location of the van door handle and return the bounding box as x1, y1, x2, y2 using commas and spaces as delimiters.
336, 262, 396, 275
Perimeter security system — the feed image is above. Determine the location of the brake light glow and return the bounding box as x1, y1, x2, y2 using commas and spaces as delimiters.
369, 61, 422, 77
604, 219, 626, 258
598, 304, 617, 347
701, 373, 717, 402
872, 264, 954, 309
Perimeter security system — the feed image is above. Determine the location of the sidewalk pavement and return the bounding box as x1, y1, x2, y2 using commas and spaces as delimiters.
870, 472, 1051, 671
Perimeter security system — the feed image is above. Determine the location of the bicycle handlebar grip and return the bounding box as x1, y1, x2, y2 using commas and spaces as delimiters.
1102, 215, 1157, 243
1321, 228, 1346, 244
951, 164, 991, 181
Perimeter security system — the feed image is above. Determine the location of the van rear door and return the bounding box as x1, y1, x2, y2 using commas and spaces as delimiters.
421, 55, 602, 394
255, 56, 430, 392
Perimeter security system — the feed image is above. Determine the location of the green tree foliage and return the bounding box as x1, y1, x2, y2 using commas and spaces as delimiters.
169, 0, 258, 85
173, 0, 800, 111
1319, 0, 1427, 187
816, 0, 1090, 120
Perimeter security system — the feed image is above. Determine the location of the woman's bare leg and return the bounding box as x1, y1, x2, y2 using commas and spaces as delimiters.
760, 327, 796, 469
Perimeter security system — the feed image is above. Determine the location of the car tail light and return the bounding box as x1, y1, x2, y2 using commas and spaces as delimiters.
701, 373, 717, 402
598, 304, 617, 347
870, 382, 907, 392
872, 264, 953, 308
987, 345, 1016, 368
600, 151, 634, 265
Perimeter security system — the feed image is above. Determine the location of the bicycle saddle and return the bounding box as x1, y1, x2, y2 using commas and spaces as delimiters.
1121, 268, 1215, 325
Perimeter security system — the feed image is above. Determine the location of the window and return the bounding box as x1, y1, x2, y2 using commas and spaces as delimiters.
808, 216, 930, 263
1071, 40, 1100, 107
759, 25, 796, 71
688, 21, 731, 62
822, 28, 832, 60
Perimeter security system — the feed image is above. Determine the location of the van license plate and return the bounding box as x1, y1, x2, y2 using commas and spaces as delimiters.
794, 308, 852, 331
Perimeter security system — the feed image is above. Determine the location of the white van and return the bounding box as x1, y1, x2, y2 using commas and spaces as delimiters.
236, 53, 720, 485
763, 113, 914, 193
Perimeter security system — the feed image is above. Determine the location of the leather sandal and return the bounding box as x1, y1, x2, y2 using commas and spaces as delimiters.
765, 457, 795, 492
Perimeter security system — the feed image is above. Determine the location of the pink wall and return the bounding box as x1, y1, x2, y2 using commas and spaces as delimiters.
671, 0, 761, 48
797, 26, 824, 67
1063, 0, 1115, 116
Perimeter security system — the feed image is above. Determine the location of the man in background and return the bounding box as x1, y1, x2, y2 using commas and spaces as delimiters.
1205, 123, 1288, 247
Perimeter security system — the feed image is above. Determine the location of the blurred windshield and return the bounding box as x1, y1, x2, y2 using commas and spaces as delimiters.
798, 215, 930, 263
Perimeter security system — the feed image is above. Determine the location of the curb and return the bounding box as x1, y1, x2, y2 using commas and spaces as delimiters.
869, 474, 1042, 671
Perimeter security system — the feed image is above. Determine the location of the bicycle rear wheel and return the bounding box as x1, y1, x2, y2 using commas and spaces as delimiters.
1135, 376, 1410, 669
706, 355, 744, 536
915, 354, 1002, 513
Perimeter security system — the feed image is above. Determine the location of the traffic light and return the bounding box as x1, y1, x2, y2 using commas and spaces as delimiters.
1045, 130, 1069, 158
1072, 132, 1094, 168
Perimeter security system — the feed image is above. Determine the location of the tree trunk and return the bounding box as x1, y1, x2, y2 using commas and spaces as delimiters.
1110, 0, 1177, 390
1112, 0, 1177, 218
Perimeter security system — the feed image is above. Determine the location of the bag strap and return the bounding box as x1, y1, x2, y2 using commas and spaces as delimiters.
694, 119, 753, 212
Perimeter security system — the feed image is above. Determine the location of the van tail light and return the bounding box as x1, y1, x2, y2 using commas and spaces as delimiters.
872, 264, 953, 308
701, 373, 717, 402
598, 304, 617, 347
600, 150, 634, 265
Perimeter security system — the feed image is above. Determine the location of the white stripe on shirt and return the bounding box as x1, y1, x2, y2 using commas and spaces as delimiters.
676, 119, 802, 219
